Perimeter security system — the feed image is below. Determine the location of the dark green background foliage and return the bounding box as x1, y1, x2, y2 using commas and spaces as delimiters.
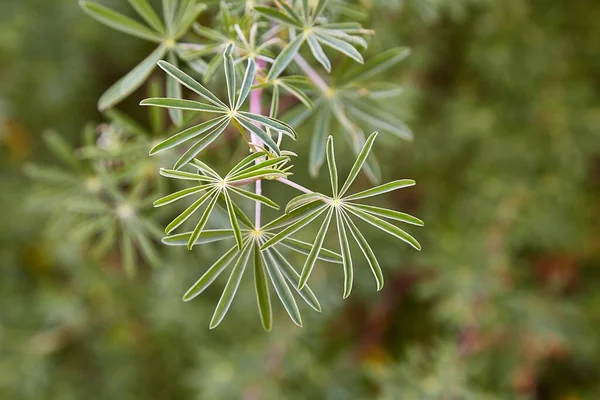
2, 0, 600, 398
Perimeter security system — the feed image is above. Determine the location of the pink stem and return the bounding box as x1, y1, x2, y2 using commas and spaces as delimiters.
294, 54, 329, 92
277, 178, 313, 194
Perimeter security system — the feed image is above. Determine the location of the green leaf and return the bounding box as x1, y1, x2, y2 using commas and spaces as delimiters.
166, 53, 183, 125
159, 168, 216, 182
254, 5, 302, 28
279, 237, 342, 263
314, 32, 363, 64
279, 81, 314, 110
309, 103, 330, 177
344, 179, 416, 201
269, 248, 321, 312
153, 184, 211, 207
183, 244, 240, 301
263, 250, 302, 326
345, 206, 421, 251
253, 242, 272, 331
210, 242, 252, 328
223, 43, 236, 109
307, 34, 331, 72
162, 229, 234, 246
339, 131, 378, 196
99, 44, 167, 110
236, 58, 257, 109
174, 2, 207, 38
312, 0, 328, 21
267, 34, 305, 81
165, 187, 217, 234
189, 158, 219, 178
157, 60, 228, 108
141, 98, 226, 113
128, 0, 165, 33
263, 202, 324, 231
299, 207, 334, 289
162, 0, 177, 34
149, 116, 227, 155
79, 1, 163, 42
188, 191, 220, 249
223, 191, 244, 250
341, 210, 383, 291
174, 119, 230, 169
42, 130, 80, 169
326, 136, 338, 198
227, 151, 268, 176
261, 205, 327, 250
105, 108, 149, 136
341, 47, 411, 83
235, 116, 281, 155
285, 193, 327, 214
335, 209, 353, 298
238, 112, 297, 139
347, 102, 413, 140
229, 186, 279, 210
346, 203, 424, 226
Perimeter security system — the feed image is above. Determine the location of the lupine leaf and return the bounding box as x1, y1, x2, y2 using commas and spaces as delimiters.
347, 102, 413, 140
229, 187, 279, 209
224, 44, 236, 108
149, 116, 227, 155
341, 47, 411, 83
263, 202, 324, 231
223, 191, 243, 250
269, 248, 321, 312
299, 207, 334, 289
253, 243, 272, 331
128, 0, 165, 33
173, 119, 230, 169
264, 250, 303, 326
79, 1, 163, 42
285, 193, 327, 214
314, 32, 364, 64
153, 184, 211, 206
336, 209, 353, 298
309, 103, 330, 176
344, 179, 416, 201
235, 117, 281, 155
42, 131, 80, 169
141, 98, 226, 113
166, 52, 183, 125
238, 112, 297, 139
307, 34, 331, 72
162, 230, 235, 246
326, 136, 338, 198
157, 60, 228, 108
267, 34, 305, 80
188, 191, 220, 249
261, 205, 327, 250
165, 188, 217, 234
174, 2, 207, 38
183, 245, 239, 301
279, 81, 314, 110
226, 168, 286, 184
236, 58, 257, 109
254, 6, 302, 28
341, 210, 383, 290
99, 44, 167, 110
159, 168, 216, 182
279, 237, 342, 263
345, 206, 421, 250
339, 131, 378, 196
210, 242, 252, 328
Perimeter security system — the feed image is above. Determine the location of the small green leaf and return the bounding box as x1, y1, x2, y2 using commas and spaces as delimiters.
235, 116, 281, 155
314, 32, 363, 64
236, 58, 257, 109
341, 210, 383, 290
346, 204, 424, 226
223, 43, 236, 108
229, 186, 280, 210
227, 151, 268, 177
254, 5, 302, 28
336, 209, 353, 298
173, 119, 230, 169
253, 243, 272, 331
238, 112, 297, 139
224, 191, 243, 250
153, 184, 211, 207
165, 188, 217, 234
159, 168, 217, 182
261, 205, 327, 250
262, 202, 324, 231
127, 0, 165, 33
299, 207, 334, 289
210, 242, 252, 328
166, 51, 183, 125
326, 136, 338, 198
279, 237, 342, 263
99, 44, 167, 110
263, 250, 302, 326
188, 191, 220, 249
79, 1, 163, 42
344, 179, 415, 201
174, 2, 207, 38
269, 248, 321, 312
307, 34, 331, 72
162, 230, 234, 246
345, 206, 421, 251
339, 131, 378, 196
157, 60, 228, 108
141, 97, 226, 113
279, 81, 314, 110
267, 34, 305, 81
312, 0, 328, 21
285, 193, 327, 214
309, 103, 330, 177
183, 245, 240, 301
341, 46, 411, 83
149, 116, 227, 155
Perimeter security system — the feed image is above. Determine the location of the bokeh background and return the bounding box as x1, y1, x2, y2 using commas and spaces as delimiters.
2, 0, 600, 398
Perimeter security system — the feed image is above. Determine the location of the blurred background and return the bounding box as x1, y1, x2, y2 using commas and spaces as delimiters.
1, 0, 600, 398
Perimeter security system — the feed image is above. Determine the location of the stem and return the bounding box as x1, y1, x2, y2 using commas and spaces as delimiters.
277, 177, 313, 194
250, 59, 267, 229
294, 54, 329, 92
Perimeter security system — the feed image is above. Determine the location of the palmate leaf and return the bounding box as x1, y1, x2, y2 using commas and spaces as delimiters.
276, 132, 423, 293
255, 0, 369, 80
